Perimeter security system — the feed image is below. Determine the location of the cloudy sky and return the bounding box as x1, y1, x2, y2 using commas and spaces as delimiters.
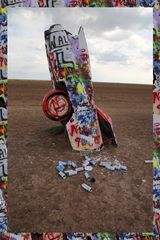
8, 8, 153, 84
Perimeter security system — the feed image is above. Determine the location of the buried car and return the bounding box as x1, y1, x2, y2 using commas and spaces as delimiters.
42, 24, 117, 151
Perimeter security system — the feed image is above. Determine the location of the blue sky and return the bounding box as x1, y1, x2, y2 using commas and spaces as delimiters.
8, 8, 153, 84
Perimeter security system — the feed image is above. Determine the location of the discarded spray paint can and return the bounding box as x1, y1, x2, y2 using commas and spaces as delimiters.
84, 156, 91, 161
71, 162, 77, 168
120, 165, 127, 171
58, 161, 68, 166
75, 167, 84, 172
64, 170, 78, 176
99, 162, 108, 167
81, 183, 92, 192
99, 161, 114, 170
67, 160, 73, 166
113, 165, 121, 170
84, 171, 95, 182
108, 165, 115, 171
82, 161, 90, 167
89, 160, 96, 166
58, 171, 66, 179
56, 164, 65, 172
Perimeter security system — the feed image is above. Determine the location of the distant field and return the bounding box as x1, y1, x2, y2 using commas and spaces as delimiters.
8, 80, 153, 232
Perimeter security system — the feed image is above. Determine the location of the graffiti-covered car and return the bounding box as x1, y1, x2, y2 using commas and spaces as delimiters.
42, 24, 117, 151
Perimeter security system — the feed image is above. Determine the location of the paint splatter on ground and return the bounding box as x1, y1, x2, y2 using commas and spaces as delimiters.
8, 80, 152, 233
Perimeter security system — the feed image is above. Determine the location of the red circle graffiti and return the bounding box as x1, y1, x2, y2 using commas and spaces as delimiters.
48, 95, 69, 117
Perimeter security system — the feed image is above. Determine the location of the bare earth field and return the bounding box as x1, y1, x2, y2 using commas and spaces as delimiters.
8, 80, 153, 233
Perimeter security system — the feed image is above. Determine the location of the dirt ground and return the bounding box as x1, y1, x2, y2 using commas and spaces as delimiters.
8, 80, 153, 233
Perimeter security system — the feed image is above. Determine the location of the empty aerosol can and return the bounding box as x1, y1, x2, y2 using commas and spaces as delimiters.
64, 170, 78, 176
81, 183, 92, 192
120, 165, 127, 171
67, 160, 73, 166
58, 171, 66, 179
89, 160, 96, 166
58, 161, 68, 166
71, 162, 77, 168
82, 161, 90, 167
75, 167, 84, 172
84, 171, 95, 182
56, 164, 65, 172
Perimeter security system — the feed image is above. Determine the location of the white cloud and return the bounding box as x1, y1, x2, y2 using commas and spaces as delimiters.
8, 8, 153, 84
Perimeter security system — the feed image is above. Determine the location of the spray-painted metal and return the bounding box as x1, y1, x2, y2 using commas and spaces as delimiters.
42, 24, 117, 151
81, 183, 92, 192
56, 164, 65, 172
71, 162, 77, 168
67, 160, 73, 166
64, 170, 78, 176
82, 161, 90, 167
75, 166, 84, 172
89, 160, 96, 166
58, 171, 66, 179
99, 161, 127, 171
58, 161, 68, 166
84, 171, 95, 182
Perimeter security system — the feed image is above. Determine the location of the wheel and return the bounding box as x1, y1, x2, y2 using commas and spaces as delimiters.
42, 90, 73, 123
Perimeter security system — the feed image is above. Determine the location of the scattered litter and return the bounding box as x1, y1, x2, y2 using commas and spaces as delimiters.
71, 162, 77, 168
81, 183, 92, 192
56, 164, 65, 172
58, 171, 66, 179
75, 167, 84, 172
55, 155, 127, 193
145, 160, 153, 164
84, 156, 91, 161
82, 161, 90, 167
64, 170, 78, 176
84, 171, 95, 182
85, 165, 93, 171
89, 160, 96, 166
58, 161, 68, 166
99, 161, 127, 171
99, 161, 114, 170
119, 165, 127, 171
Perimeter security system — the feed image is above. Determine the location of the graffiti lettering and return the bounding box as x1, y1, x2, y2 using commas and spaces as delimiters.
93, 135, 100, 144
153, 90, 160, 103
75, 137, 80, 148
70, 124, 78, 137
47, 33, 69, 50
